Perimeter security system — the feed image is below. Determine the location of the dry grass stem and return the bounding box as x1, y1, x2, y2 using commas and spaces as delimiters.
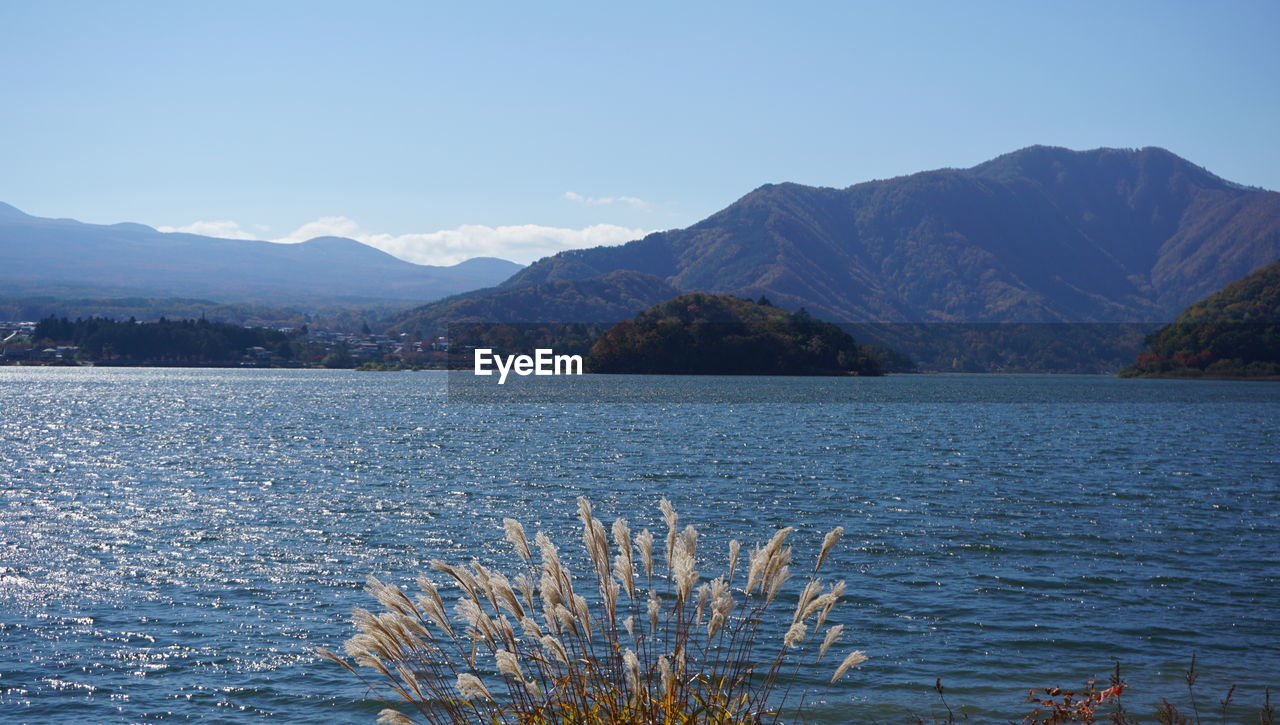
322, 498, 867, 724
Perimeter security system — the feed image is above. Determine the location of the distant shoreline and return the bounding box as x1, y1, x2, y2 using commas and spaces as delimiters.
7, 359, 1279, 380
1120, 371, 1280, 382
5, 360, 1274, 380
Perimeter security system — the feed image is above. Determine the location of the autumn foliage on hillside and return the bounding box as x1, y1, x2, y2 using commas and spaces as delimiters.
1121, 260, 1280, 379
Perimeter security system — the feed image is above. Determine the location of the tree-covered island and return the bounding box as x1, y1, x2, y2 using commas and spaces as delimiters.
586, 293, 883, 376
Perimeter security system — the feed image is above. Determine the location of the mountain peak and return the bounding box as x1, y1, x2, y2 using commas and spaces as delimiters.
970, 145, 1234, 191
448, 256, 524, 275
474, 145, 1280, 324
297, 235, 364, 247
286, 235, 419, 267
111, 221, 156, 233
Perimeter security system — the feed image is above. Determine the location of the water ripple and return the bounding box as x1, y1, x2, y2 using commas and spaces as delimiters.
0, 368, 1277, 721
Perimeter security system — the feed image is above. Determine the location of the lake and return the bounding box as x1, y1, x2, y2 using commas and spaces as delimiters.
1, 368, 1276, 722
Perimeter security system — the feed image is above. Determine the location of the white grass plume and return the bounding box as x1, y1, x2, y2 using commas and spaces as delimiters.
323, 498, 864, 723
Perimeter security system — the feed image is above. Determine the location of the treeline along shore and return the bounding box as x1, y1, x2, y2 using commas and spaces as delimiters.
5, 263, 1278, 377
0, 315, 433, 369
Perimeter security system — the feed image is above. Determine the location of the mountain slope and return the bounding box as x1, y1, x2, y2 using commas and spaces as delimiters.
0, 207, 523, 304
499, 146, 1280, 323
387, 270, 681, 336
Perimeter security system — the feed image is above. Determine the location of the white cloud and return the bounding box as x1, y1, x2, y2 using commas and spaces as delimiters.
564, 190, 650, 210
156, 219, 258, 240
350, 221, 647, 266
158, 215, 648, 266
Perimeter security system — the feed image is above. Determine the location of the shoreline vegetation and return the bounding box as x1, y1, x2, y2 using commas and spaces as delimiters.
6, 256, 1277, 379
321, 499, 1276, 724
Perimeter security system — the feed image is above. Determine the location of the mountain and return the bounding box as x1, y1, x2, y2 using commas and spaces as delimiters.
450, 146, 1279, 324
387, 270, 681, 336
0, 205, 523, 305
1120, 259, 1280, 378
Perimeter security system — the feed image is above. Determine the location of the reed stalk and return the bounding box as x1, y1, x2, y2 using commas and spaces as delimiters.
320, 497, 866, 724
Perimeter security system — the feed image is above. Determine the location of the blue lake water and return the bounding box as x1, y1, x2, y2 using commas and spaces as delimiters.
1, 368, 1277, 722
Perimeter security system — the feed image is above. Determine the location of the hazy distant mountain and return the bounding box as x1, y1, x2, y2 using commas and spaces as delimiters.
0, 203, 523, 305
429, 146, 1278, 324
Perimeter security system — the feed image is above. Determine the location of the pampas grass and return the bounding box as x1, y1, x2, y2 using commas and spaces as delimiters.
319, 497, 865, 724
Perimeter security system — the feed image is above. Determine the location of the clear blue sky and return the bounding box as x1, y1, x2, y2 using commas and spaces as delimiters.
2, 0, 1277, 264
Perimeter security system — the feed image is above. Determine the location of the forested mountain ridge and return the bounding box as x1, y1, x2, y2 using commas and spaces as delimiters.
492, 146, 1280, 323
